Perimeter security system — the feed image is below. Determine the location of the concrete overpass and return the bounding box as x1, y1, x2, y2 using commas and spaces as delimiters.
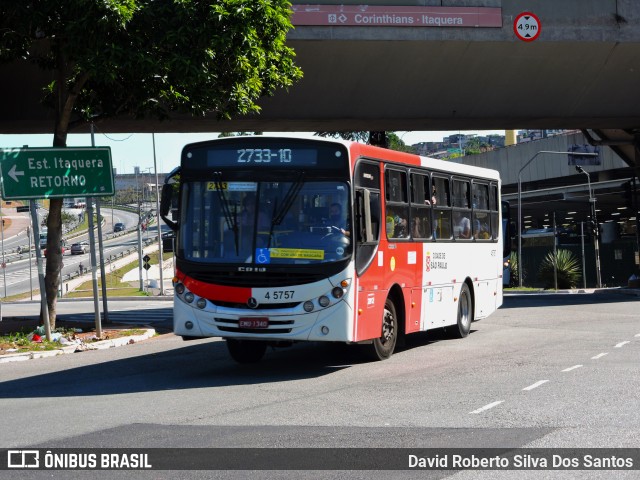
2, 1, 640, 166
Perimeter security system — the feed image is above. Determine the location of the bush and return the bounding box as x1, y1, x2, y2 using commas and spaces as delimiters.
538, 249, 581, 289
508, 251, 525, 287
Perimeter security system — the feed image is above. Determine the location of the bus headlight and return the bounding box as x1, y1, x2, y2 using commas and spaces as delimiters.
318, 296, 330, 307
331, 287, 344, 299
196, 298, 207, 309
184, 292, 194, 303
175, 283, 185, 295
303, 301, 314, 312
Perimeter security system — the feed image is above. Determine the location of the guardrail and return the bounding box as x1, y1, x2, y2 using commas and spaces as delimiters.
60, 235, 159, 285
1, 221, 159, 270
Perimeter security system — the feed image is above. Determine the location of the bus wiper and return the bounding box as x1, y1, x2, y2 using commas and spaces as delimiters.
266, 173, 305, 248
272, 173, 305, 226
213, 172, 239, 255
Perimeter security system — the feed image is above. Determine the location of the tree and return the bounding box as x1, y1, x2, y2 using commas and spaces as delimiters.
0, 1, 302, 329
315, 131, 416, 153
386, 132, 417, 153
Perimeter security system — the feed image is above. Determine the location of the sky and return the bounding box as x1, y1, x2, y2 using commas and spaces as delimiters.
0, 130, 505, 175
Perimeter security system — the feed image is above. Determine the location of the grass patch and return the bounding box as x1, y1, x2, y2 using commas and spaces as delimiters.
0, 326, 150, 355
0, 327, 75, 354
67, 251, 172, 298
120, 329, 146, 336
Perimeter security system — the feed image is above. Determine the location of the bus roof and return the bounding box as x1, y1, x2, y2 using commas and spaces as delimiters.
180, 135, 501, 182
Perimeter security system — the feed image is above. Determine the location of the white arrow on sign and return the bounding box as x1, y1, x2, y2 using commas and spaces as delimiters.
8, 164, 25, 182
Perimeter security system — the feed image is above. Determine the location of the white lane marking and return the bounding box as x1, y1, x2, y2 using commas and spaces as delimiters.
469, 400, 504, 414
522, 380, 549, 391
591, 353, 608, 360
562, 365, 583, 372
635, 333, 640, 338
615, 341, 630, 348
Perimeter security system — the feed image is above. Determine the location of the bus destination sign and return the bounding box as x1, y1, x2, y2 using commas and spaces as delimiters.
207, 148, 319, 167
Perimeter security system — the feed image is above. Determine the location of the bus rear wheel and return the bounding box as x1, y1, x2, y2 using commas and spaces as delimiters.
226, 339, 267, 363
367, 298, 398, 361
452, 283, 472, 338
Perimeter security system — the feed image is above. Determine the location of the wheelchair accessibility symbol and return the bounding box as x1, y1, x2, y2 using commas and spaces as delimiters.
256, 248, 271, 264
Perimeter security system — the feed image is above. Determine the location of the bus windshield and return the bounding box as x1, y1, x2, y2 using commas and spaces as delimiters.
180, 179, 352, 265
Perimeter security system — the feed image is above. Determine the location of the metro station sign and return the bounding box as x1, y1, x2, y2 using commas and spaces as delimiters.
291, 5, 502, 28
0, 147, 115, 200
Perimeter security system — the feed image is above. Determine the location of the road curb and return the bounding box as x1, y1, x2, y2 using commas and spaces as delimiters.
0, 328, 156, 364
504, 287, 640, 296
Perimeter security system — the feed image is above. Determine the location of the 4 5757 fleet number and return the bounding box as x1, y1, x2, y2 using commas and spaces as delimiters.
264, 290, 295, 300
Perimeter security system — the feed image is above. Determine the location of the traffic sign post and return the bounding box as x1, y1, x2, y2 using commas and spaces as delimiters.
0, 147, 114, 200
142, 254, 151, 293
514, 12, 541, 42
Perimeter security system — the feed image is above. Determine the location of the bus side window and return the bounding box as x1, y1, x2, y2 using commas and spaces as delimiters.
410, 172, 432, 240
385, 168, 409, 240
452, 179, 471, 239
432, 176, 452, 240
472, 182, 491, 240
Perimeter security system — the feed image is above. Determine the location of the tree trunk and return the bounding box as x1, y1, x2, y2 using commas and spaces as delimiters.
44, 198, 64, 330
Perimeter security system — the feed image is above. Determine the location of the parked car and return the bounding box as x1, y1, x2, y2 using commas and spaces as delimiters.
113, 222, 125, 232
70, 241, 89, 255
162, 231, 176, 252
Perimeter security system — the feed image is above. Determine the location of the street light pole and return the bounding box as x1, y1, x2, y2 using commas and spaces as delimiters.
576, 165, 602, 288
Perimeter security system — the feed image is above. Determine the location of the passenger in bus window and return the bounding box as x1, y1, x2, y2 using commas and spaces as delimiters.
328, 202, 350, 236
474, 217, 491, 239
424, 185, 437, 205
455, 212, 471, 239
240, 194, 269, 230
387, 211, 408, 238
412, 217, 424, 238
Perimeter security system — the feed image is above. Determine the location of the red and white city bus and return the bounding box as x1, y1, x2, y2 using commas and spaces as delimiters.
160, 136, 506, 363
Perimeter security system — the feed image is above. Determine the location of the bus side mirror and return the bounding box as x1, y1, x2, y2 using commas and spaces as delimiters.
160, 184, 178, 231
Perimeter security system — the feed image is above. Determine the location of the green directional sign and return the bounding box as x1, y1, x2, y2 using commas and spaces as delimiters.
0, 147, 114, 200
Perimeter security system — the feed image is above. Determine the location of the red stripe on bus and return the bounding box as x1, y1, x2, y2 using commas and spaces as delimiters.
177, 270, 251, 303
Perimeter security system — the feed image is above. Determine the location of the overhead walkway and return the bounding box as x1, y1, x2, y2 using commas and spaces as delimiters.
1, 1, 640, 136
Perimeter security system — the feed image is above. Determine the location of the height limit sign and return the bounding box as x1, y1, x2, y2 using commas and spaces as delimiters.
514, 12, 541, 42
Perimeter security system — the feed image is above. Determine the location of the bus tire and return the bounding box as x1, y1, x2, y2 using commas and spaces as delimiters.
367, 298, 398, 361
452, 283, 473, 338
226, 339, 267, 363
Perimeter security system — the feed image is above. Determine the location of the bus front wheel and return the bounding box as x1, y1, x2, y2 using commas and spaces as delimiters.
367, 298, 398, 361
226, 339, 267, 363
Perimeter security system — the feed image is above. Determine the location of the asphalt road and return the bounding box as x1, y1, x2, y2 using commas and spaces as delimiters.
1, 292, 639, 479
0, 208, 145, 298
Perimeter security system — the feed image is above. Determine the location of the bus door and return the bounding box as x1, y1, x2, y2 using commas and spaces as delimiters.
353, 162, 388, 342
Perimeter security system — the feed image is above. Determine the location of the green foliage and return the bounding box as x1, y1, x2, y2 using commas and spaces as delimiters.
508, 251, 522, 287
218, 132, 263, 138
0, 0, 302, 327
0, 1, 302, 125
315, 132, 370, 143
538, 249, 582, 289
386, 132, 416, 153
315, 132, 417, 153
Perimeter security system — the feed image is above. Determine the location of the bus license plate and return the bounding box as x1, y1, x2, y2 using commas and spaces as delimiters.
239, 317, 269, 329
